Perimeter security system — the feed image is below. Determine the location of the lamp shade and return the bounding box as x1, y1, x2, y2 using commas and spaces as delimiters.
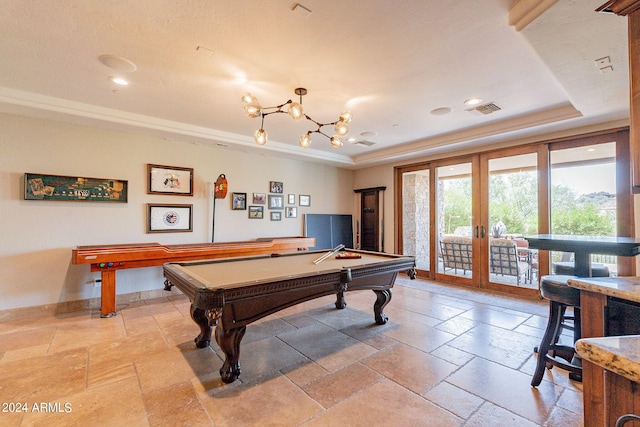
254, 128, 268, 145
288, 102, 304, 120
299, 133, 312, 148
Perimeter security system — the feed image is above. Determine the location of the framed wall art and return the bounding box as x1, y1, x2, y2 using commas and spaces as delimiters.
271, 211, 282, 221
268, 194, 284, 209
24, 173, 128, 202
147, 164, 193, 196
269, 181, 283, 193
286, 207, 297, 218
248, 206, 264, 219
288, 194, 296, 204
232, 192, 247, 210
299, 194, 311, 207
147, 203, 193, 233
253, 193, 266, 204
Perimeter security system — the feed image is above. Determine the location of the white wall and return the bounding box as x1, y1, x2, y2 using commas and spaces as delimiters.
0, 113, 354, 310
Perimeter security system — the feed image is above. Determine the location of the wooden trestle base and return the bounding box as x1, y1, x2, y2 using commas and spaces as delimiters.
72, 237, 316, 317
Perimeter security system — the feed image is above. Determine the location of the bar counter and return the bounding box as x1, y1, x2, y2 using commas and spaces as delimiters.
569, 276, 640, 427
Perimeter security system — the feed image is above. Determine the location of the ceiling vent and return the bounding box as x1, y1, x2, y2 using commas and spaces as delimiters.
353, 140, 376, 147
466, 102, 502, 115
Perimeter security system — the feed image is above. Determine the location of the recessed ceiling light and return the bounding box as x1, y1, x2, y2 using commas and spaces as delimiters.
464, 98, 483, 106
109, 76, 129, 86
360, 131, 378, 137
99, 55, 137, 72
587, 148, 596, 152
430, 107, 452, 116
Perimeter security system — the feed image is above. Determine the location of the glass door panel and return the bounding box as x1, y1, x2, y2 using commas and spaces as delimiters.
436, 162, 473, 282
401, 170, 430, 272
550, 141, 617, 276
487, 153, 538, 289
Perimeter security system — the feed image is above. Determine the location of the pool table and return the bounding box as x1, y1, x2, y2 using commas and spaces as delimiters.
162, 249, 416, 383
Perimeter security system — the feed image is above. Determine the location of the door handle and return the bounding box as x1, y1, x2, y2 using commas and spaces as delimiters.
474, 226, 479, 238
480, 225, 486, 238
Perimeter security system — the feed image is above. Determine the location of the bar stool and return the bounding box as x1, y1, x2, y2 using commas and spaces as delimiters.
531, 275, 582, 387
553, 261, 610, 277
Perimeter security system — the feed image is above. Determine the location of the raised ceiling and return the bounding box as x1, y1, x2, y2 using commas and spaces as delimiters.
0, 0, 629, 169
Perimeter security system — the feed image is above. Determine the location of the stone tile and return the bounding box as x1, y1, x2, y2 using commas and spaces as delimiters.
447, 357, 561, 424
302, 379, 462, 426
279, 324, 377, 372
202, 373, 323, 426
281, 360, 329, 387
144, 382, 211, 427
236, 336, 308, 381
430, 345, 475, 366
0, 326, 56, 352
0, 343, 49, 363
424, 381, 484, 419
435, 315, 477, 335
545, 406, 584, 427
48, 316, 127, 353
0, 348, 88, 403
362, 343, 457, 394
134, 347, 204, 394
464, 402, 539, 427
460, 306, 530, 330
447, 323, 539, 369
303, 362, 382, 408
381, 320, 455, 353
21, 376, 147, 426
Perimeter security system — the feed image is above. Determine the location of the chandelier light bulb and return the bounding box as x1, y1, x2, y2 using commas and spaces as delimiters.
330, 136, 343, 148
288, 102, 304, 120
254, 128, 268, 145
299, 133, 312, 148
241, 92, 257, 104
335, 121, 349, 136
244, 101, 262, 118
339, 110, 353, 124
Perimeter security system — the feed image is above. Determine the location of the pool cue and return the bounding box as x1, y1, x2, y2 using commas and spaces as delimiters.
313, 244, 345, 264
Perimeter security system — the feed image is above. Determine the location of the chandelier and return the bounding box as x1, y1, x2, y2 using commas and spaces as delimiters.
241, 88, 352, 149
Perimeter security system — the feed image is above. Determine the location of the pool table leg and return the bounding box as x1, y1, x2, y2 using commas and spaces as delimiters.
190, 305, 213, 348
373, 289, 392, 325
215, 325, 246, 383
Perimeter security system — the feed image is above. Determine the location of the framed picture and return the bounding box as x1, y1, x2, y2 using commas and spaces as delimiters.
268, 194, 284, 209
231, 192, 246, 210
148, 164, 193, 196
288, 194, 296, 204
147, 203, 192, 233
286, 207, 297, 218
248, 205, 264, 219
270, 211, 282, 221
270, 181, 283, 193
24, 173, 128, 202
299, 194, 311, 206
253, 193, 266, 204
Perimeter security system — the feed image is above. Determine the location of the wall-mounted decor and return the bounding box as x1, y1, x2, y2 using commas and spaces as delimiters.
148, 164, 193, 196
286, 207, 298, 218
24, 173, 128, 202
147, 203, 193, 233
271, 211, 282, 221
253, 193, 266, 204
249, 206, 264, 219
268, 195, 284, 210
299, 194, 311, 206
269, 181, 283, 193
288, 194, 296, 204
232, 192, 246, 210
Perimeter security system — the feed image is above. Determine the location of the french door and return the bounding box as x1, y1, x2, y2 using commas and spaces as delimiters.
397, 129, 630, 297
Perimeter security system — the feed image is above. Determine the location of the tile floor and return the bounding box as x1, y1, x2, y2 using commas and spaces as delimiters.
0, 276, 583, 426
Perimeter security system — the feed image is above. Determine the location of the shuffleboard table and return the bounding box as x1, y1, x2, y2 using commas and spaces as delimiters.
72, 237, 315, 317
163, 249, 416, 383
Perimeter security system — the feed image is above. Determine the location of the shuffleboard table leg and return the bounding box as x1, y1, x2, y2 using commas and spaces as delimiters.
373, 289, 392, 325
335, 290, 347, 309
215, 325, 247, 383
100, 270, 117, 318
190, 305, 213, 348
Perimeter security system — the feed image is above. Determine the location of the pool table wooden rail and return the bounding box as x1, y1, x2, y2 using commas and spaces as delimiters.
71, 237, 315, 317
163, 250, 416, 383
